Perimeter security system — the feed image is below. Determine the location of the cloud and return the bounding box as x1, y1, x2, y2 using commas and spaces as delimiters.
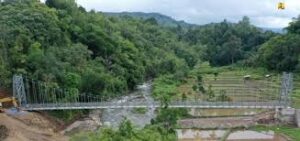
74, 0, 300, 28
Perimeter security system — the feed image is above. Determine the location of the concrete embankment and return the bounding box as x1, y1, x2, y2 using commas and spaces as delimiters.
278, 108, 300, 127
279, 108, 295, 124
176, 129, 288, 141
296, 109, 300, 127
177, 117, 256, 129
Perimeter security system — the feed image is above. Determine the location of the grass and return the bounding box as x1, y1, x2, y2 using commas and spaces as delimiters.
152, 74, 181, 101
176, 63, 281, 102
291, 74, 300, 108
132, 107, 147, 114
253, 125, 300, 140
220, 129, 232, 141
192, 62, 273, 79
154, 62, 300, 108
291, 90, 300, 108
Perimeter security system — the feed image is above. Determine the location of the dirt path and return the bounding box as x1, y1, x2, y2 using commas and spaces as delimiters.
0, 112, 69, 141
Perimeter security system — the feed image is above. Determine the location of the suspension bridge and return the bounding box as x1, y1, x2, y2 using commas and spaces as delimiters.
12, 72, 293, 111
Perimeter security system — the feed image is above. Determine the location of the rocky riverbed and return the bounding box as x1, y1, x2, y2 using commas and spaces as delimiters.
101, 81, 156, 128
63, 81, 156, 134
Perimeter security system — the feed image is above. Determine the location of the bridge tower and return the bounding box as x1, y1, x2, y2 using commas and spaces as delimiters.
13, 75, 27, 107
280, 72, 293, 107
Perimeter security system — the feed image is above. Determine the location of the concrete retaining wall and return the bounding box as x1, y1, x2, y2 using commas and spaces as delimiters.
296, 109, 300, 128
279, 108, 295, 124
177, 117, 255, 129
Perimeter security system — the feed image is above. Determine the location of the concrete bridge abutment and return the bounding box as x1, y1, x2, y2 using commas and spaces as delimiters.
296, 109, 300, 128
278, 108, 300, 127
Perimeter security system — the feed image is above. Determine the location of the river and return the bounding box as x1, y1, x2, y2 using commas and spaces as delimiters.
101, 81, 156, 128
62, 81, 155, 134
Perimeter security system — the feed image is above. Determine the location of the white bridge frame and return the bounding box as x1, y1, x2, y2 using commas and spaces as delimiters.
13, 72, 293, 110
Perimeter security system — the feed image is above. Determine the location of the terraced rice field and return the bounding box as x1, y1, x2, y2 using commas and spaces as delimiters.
177, 69, 282, 103
291, 75, 300, 108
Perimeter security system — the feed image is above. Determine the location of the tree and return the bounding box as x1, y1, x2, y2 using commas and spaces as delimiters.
64, 72, 81, 88
46, 0, 77, 12
217, 90, 231, 101
207, 84, 215, 100
183, 16, 275, 66
258, 34, 300, 71
153, 108, 189, 132
286, 16, 300, 34
222, 35, 242, 64
118, 119, 135, 138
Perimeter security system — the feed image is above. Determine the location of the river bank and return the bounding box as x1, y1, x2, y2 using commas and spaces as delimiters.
101, 81, 156, 128
62, 81, 156, 134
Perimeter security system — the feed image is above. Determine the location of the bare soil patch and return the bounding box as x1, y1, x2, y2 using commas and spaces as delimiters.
0, 125, 9, 140
0, 112, 68, 141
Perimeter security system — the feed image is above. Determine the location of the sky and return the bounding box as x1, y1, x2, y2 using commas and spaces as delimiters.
74, 0, 300, 28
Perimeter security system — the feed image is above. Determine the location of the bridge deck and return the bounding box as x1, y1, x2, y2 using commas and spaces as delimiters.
21, 101, 286, 110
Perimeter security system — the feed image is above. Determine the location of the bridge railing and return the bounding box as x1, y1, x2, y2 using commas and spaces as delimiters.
13, 72, 294, 110
22, 100, 284, 110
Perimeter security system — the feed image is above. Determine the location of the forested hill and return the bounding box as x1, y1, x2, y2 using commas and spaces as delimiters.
104, 12, 285, 33
104, 12, 195, 28
261, 27, 285, 33
0, 0, 300, 97
0, 0, 199, 95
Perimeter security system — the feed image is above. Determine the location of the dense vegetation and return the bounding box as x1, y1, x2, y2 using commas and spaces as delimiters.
104, 12, 194, 28
182, 17, 276, 66
0, 0, 194, 95
71, 108, 189, 141
254, 125, 300, 140
258, 18, 300, 72
1, 0, 299, 95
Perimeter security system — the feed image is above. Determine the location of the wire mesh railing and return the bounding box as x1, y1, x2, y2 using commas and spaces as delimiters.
12, 72, 293, 110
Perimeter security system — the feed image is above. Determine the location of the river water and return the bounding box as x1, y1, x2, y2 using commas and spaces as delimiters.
101, 81, 156, 128
62, 81, 156, 134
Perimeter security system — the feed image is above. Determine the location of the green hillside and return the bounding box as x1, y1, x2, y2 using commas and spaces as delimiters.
104, 12, 195, 28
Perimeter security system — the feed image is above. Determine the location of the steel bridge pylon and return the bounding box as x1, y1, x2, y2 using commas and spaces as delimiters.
280, 72, 293, 107
13, 75, 27, 107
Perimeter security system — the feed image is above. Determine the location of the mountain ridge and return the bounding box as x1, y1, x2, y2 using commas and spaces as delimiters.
103, 12, 195, 28
103, 12, 284, 33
